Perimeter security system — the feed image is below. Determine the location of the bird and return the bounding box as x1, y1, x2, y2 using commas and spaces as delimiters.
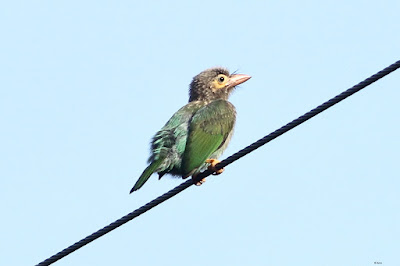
130, 67, 251, 193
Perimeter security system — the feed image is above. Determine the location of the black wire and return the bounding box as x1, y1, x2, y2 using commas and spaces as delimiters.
37, 180, 193, 266
36, 60, 400, 266
213, 60, 400, 171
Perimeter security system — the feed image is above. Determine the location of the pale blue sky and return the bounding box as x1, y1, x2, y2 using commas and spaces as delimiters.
1, 1, 399, 266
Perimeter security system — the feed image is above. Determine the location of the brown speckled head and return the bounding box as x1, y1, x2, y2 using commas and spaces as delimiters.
189, 67, 251, 102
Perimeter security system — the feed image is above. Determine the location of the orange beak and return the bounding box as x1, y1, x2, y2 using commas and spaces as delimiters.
226, 74, 252, 89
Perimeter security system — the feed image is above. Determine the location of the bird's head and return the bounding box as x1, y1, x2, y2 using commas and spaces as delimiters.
189, 67, 251, 102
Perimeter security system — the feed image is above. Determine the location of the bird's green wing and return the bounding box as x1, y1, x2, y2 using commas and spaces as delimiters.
181, 100, 236, 177
130, 102, 207, 193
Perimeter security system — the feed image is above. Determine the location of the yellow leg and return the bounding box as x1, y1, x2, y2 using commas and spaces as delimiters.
205, 159, 224, 175
192, 159, 224, 186
192, 175, 206, 186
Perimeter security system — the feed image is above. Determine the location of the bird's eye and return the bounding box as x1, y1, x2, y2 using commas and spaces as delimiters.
213, 74, 228, 88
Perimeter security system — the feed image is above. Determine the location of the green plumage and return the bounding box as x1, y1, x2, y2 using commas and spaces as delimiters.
132, 159, 163, 191
182, 100, 236, 177
130, 67, 250, 193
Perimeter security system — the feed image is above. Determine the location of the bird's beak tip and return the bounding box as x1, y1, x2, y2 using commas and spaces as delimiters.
227, 74, 252, 88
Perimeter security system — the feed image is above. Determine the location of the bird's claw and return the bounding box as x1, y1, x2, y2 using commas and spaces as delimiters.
192, 174, 206, 186
195, 178, 206, 186
205, 159, 224, 175
191, 159, 223, 186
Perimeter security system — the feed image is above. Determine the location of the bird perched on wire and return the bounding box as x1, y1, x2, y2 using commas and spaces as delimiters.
130, 67, 251, 193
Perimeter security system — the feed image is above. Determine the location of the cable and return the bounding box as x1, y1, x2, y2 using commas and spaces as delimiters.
212, 60, 400, 172
37, 180, 193, 266
36, 59, 400, 266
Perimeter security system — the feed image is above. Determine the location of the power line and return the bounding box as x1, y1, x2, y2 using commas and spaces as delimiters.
36, 59, 400, 266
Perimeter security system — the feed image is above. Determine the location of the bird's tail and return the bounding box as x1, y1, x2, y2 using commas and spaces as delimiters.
130, 159, 163, 193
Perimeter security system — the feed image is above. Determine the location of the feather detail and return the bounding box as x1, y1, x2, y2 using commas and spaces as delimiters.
130, 159, 163, 193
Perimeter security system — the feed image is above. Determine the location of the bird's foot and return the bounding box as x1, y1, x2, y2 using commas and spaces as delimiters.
205, 159, 224, 175
191, 159, 223, 186
192, 174, 206, 186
